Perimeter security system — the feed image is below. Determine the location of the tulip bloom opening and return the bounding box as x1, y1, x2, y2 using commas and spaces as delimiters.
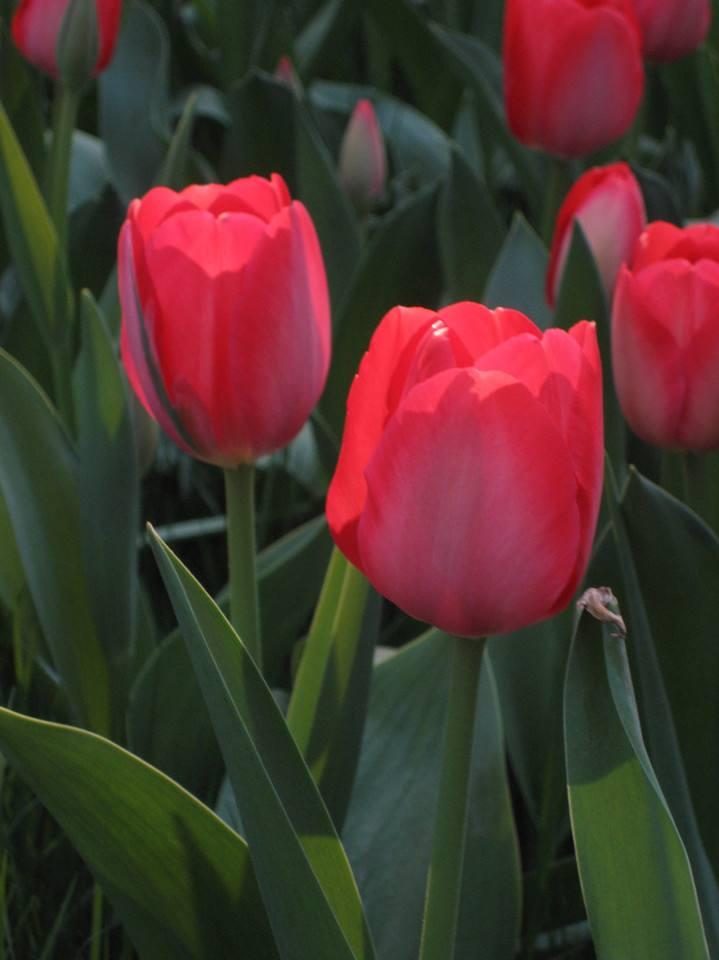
12, 0, 122, 79
503, 0, 644, 158
327, 303, 603, 637
547, 162, 646, 306
118, 174, 331, 467
612, 221, 719, 451
631, 0, 711, 61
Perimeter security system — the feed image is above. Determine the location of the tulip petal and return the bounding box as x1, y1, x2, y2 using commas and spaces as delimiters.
357, 368, 581, 637
676, 260, 719, 450
439, 302, 540, 362
326, 306, 437, 568
11, 0, 69, 77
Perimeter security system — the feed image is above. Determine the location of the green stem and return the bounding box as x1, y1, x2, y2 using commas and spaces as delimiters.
224, 463, 261, 670
46, 84, 80, 253
540, 159, 570, 246
89, 881, 103, 960
419, 634, 486, 960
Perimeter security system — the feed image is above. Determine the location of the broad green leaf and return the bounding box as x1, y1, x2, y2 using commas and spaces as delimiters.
0, 350, 110, 734
565, 607, 709, 959
483, 213, 552, 329
0, 102, 72, 346
0, 707, 277, 960
127, 634, 223, 803
73, 293, 138, 739
0, 490, 24, 612
438, 147, 505, 301
156, 92, 199, 190
287, 551, 376, 828
622, 469, 719, 875
99, 0, 170, 204
149, 528, 376, 960
0, 19, 45, 178
605, 464, 719, 953
216, 0, 274, 88
344, 631, 520, 960
321, 182, 441, 439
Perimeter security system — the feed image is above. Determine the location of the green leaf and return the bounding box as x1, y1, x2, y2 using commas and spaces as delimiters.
344, 631, 521, 960
287, 550, 376, 828
296, 0, 361, 77
0, 350, 110, 733
438, 147, 505, 301
73, 292, 139, 739
127, 634, 223, 803
428, 25, 542, 204
564, 606, 710, 959
622, 469, 719, 877
99, 0, 170, 204
155, 92, 199, 190
363, 0, 460, 125
0, 490, 24, 612
0, 101, 72, 346
321, 182, 441, 439
605, 464, 719, 953
483, 213, 553, 329
149, 528, 376, 960
0, 707, 277, 960
258, 514, 333, 683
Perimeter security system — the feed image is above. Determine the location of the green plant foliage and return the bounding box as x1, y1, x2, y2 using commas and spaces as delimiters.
0, 707, 278, 960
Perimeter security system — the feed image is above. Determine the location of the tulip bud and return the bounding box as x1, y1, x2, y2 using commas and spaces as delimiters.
338, 99, 387, 214
327, 302, 603, 637
547, 163, 646, 307
630, 0, 711, 61
274, 55, 303, 96
11, 0, 122, 82
503, 0, 644, 157
118, 174, 331, 467
612, 222, 719, 451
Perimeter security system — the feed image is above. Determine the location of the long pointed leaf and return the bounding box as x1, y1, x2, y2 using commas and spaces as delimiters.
0, 707, 277, 960
149, 527, 375, 960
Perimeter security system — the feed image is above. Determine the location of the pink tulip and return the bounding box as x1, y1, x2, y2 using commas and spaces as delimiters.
613, 221, 719, 450
12, 0, 122, 79
503, 0, 644, 157
547, 163, 646, 306
327, 303, 603, 637
118, 174, 331, 467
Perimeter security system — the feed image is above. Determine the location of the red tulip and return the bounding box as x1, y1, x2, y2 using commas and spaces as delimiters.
612, 222, 719, 451
547, 163, 646, 306
12, 0, 122, 80
630, 0, 711, 61
118, 174, 331, 467
503, 0, 644, 157
339, 99, 387, 213
327, 303, 603, 637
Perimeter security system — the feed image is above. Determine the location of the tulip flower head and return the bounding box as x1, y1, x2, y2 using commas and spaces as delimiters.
612, 222, 719, 451
630, 0, 711, 61
338, 99, 387, 213
327, 303, 604, 637
503, 0, 644, 157
12, 0, 122, 81
547, 162, 647, 307
118, 174, 331, 467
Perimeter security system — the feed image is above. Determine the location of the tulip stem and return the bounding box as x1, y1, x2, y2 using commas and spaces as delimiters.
419, 634, 486, 960
224, 463, 262, 670
47, 84, 80, 253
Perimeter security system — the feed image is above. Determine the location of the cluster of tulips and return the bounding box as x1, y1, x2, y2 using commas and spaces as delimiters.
3, 0, 719, 956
